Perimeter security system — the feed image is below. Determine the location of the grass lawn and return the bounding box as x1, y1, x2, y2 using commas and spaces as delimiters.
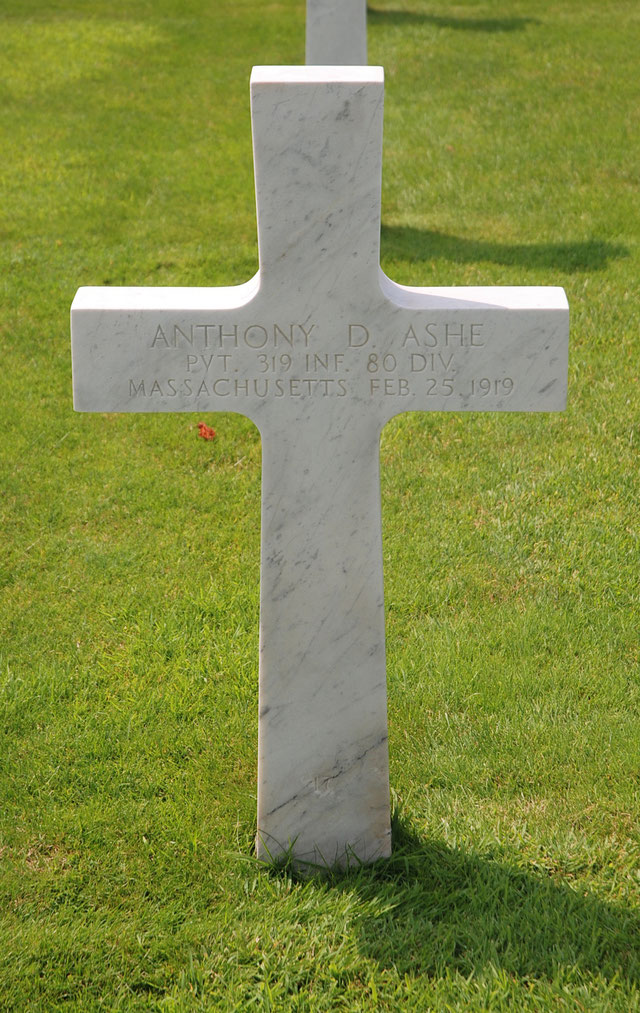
1, 0, 639, 1008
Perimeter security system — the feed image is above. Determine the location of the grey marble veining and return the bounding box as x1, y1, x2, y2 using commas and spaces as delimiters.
71, 67, 569, 870
306, 0, 367, 65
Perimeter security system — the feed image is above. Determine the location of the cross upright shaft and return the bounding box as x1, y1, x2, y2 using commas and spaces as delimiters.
71, 67, 568, 869
247, 68, 393, 866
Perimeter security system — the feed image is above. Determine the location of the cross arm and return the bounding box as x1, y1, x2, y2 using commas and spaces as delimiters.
367, 271, 569, 423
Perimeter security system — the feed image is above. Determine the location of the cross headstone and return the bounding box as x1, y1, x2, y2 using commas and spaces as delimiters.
306, 0, 367, 65
71, 66, 569, 870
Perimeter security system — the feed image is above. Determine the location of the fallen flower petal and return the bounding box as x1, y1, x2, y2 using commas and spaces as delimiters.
197, 422, 217, 441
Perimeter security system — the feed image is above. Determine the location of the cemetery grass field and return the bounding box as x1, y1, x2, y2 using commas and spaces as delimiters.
1, 0, 639, 1008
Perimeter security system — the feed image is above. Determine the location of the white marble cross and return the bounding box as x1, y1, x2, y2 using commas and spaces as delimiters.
71, 67, 568, 870
306, 0, 367, 65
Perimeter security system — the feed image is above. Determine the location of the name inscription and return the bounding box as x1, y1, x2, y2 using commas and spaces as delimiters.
128, 319, 512, 404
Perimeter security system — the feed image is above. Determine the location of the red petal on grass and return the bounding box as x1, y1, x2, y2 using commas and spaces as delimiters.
197, 422, 217, 440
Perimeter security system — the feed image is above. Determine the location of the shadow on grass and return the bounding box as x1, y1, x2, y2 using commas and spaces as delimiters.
367, 6, 540, 32
263, 814, 639, 984
303, 816, 640, 984
381, 224, 630, 273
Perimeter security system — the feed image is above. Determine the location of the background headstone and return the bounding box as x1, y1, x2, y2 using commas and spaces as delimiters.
71, 67, 569, 869
306, 0, 367, 65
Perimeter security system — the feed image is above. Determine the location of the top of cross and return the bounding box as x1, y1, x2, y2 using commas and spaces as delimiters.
71, 67, 568, 429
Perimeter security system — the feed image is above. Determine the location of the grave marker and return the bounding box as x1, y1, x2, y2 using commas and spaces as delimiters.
306, 0, 367, 65
71, 67, 569, 869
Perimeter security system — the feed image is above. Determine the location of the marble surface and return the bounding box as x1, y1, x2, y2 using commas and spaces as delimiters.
306, 0, 367, 65
71, 66, 569, 870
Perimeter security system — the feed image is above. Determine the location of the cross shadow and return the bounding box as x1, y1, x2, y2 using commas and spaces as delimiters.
381, 224, 629, 274
367, 6, 540, 32
270, 816, 640, 985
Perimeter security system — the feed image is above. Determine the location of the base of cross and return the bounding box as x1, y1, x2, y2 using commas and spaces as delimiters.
254, 415, 391, 872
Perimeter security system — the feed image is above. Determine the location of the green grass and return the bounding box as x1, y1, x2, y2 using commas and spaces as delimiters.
1, 0, 639, 1008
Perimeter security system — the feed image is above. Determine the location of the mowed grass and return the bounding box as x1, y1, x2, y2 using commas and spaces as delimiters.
1, 0, 639, 1008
